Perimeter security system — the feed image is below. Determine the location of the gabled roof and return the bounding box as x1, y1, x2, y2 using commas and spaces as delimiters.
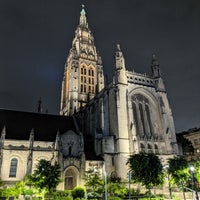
0, 109, 77, 141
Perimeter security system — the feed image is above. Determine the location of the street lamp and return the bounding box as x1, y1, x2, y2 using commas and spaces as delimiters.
190, 165, 195, 200
163, 165, 172, 199
103, 164, 108, 200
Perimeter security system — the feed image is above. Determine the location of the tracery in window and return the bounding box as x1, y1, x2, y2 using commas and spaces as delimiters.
132, 94, 154, 138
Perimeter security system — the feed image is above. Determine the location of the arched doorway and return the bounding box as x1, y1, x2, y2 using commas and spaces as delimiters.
64, 168, 78, 190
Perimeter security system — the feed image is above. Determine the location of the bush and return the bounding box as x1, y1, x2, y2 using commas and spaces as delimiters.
71, 187, 85, 199
45, 190, 72, 200
108, 197, 122, 200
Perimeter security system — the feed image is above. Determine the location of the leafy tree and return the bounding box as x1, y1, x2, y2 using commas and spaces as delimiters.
193, 160, 200, 186
127, 153, 164, 193
167, 156, 190, 200
0, 180, 25, 198
108, 180, 127, 198
83, 168, 104, 199
28, 159, 61, 199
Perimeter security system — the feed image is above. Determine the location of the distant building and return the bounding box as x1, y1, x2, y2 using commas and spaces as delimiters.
0, 6, 179, 189
177, 128, 200, 161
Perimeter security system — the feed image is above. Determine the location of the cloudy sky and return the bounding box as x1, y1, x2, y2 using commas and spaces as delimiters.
0, 0, 199, 132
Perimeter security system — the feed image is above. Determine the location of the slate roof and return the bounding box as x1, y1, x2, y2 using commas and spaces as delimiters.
0, 109, 103, 161
0, 109, 77, 141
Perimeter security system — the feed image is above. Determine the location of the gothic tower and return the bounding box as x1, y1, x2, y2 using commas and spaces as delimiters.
60, 5, 104, 116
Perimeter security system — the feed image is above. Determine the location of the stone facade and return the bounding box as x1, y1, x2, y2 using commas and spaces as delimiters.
0, 6, 179, 189
0, 125, 89, 189
75, 45, 179, 179
61, 7, 179, 179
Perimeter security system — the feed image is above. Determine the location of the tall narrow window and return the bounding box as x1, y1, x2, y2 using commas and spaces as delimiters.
112, 157, 115, 166
139, 103, 145, 135
133, 103, 139, 135
84, 85, 86, 92
69, 146, 72, 156
81, 85, 83, 92
92, 87, 94, 94
145, 104, 153, 136
9, 158, 18, 177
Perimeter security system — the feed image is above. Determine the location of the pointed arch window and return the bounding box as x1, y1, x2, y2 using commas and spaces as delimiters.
9, 158, 18, 177
132, 94, 154, 138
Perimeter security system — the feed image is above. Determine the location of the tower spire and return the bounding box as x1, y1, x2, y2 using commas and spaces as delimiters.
79, 4, 87, 27
60, 5, 104, 116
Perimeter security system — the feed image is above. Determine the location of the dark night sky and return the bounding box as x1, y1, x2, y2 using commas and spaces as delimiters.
0, 0, 200, 132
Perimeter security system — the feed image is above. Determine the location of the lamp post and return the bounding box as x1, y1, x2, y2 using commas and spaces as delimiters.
190, 165, 195, 200
103, 164, 108, 200
190, 165, 199, 200
164, 165, 172, 199
128, 171, 132, 200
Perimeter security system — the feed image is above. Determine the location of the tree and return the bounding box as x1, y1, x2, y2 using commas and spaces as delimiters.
83, 168, 104, 199
127, 153, 164, 194
108, 179, 127, 198
167, 156, 190, 200
193, 160, 200, 186
28, 159, 61, 199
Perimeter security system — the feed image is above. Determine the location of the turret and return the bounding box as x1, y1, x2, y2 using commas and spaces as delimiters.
115, 44, 127, 85
151, 54, 161, 78
151, 54, 166, 92
0, 126, 6, 176
27, 129, 34, 175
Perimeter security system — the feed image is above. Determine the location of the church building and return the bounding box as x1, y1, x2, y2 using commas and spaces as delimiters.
0, 6, 179, 189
